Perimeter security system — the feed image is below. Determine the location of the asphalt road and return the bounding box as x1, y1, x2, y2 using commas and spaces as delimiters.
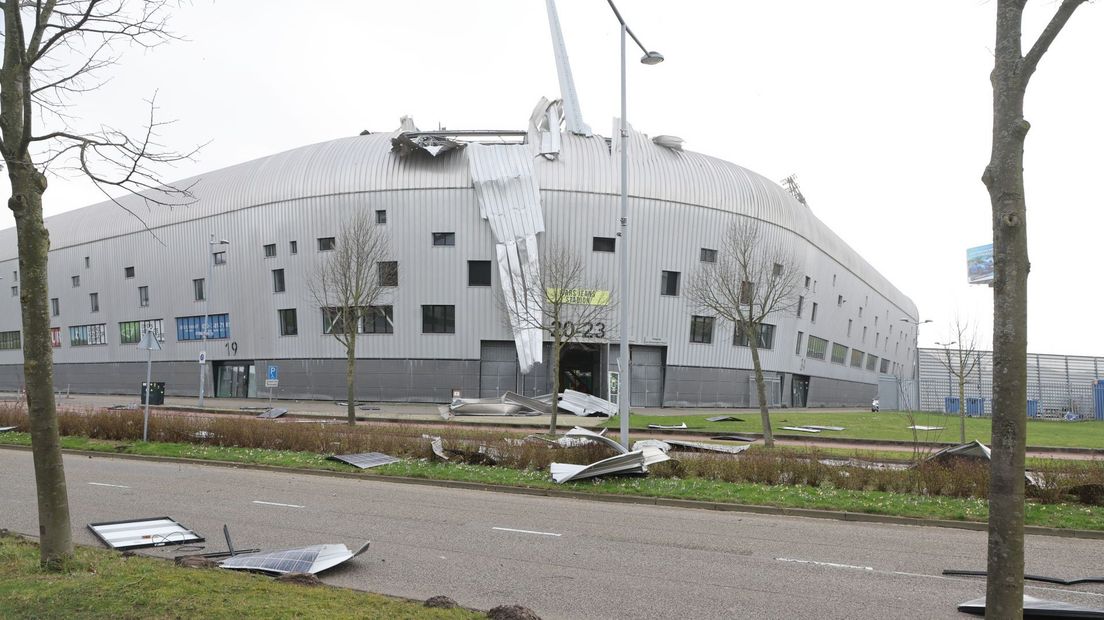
2, 449, 1102, 619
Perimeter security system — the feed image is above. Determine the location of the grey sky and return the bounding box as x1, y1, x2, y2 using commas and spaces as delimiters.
3, 1, 1101, 355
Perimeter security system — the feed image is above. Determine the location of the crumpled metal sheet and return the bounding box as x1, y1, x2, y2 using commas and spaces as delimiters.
557, 390, 617, 417
652, 135, 684, 151
551, 447, 669, 483
390, 132, 464, 158
528, 97, 563, 159
565, 426, 626, 453
925, 440, 991, 463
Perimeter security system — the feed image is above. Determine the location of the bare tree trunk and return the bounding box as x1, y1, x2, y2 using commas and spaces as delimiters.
346, 329, 356, 425
549, 332, 561, 435
749, 343, 774, 448
959, 374, 967, 444
9, 165, 73, 568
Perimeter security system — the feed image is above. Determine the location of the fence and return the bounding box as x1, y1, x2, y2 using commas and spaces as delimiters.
915, 348, 1103, 417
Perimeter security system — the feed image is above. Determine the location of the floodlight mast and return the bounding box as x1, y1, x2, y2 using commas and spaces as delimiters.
606, 0, 663, 448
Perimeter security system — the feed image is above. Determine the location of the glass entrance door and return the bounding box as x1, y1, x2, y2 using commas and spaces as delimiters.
215, 362, 254, 398
791, 374, 810, 408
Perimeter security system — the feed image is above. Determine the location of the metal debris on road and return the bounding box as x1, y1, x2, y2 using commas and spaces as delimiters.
705, 416, 744, 422
257, 407, 288, 419
220, 542, 371, 575
957, 595, 1104, 618
449, 397, 524, 416
329, 452, 401, 469
503, 391, 552, 414
88, 517, 204, 550
647, 423, 688, 430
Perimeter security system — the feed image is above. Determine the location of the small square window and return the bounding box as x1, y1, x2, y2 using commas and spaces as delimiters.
290, 240, 298, 255
124, 266, 135, 279
138, 286, 149, 307
264, 243, 277, 258
700, 248, 717, 263
318, 237, 336, 251
593, 237, 616, 253
278, 308, 298, 336
378, 261, 398, 287
272, 269, 286, 293
432, 232, 455, 246
90, 292, 99, 313
193, 278, 205, 302
51, 298, 59, 317
690, 315, 714, 344
773, 263, 784, 277
468, 261, 492, 287
376, 210, 387, 224
660, 270, 680, 296
71, 275, 80, 287
213, 251, 227, 265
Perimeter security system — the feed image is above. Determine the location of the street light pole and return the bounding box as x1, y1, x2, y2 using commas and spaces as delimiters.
607, 0, 663, 449
199, 234, 229, 407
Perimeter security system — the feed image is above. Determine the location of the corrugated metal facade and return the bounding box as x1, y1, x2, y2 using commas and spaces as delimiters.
0, 127, 919, 404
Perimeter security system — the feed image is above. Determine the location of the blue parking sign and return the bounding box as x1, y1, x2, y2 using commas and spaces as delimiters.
267, 365, 278, 381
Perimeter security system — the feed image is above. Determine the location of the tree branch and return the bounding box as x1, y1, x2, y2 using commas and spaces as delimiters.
1022, 0, 1088, 81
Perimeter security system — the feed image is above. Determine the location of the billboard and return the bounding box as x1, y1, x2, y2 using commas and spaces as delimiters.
967, 244, 994, 284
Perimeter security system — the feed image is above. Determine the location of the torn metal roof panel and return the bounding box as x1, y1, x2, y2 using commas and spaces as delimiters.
503, 391, 553, 414
647, 423, 687, 430
257, 407, 287, 419
559, 390, 617, 416
927, 440, 991, 462
804, 425, 845, 431
551, 450, 646, 483
665, 440, 749, 455
565, 426, 627, 454
220, 542, 370, 575
781, 426, 821, 433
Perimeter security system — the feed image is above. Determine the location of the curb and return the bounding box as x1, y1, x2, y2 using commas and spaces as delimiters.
6, 444, 1101, 541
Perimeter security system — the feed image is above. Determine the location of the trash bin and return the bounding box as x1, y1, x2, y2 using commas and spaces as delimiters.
965, 397, 986, 417
141, 381, 165, 405
1027, 399, 1039, 418
944, 397, 960, 414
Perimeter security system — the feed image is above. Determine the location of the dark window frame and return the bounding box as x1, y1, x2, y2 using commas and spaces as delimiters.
421, 304, 456, 334
468, 260, 492, 287
660, 270, 680, 296
272, 268, 286, 294
432, 232, 456, 246
317, 237, 336, 252
278, 308, 298, 336
689, 315, 714, 344
592, 237, 616, 253
264, 243, 277, 258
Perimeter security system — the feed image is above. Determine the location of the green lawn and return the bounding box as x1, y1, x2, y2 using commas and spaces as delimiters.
0, 534, 479, 620
605, 410, 1104, 449
3, 433, 1101, 531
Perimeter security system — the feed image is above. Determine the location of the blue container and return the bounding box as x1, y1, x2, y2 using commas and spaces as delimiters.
1027, 399, 1039, 418
966, 397, 985, 416
1094, 380, 1104, 421
944, 397, 960, 414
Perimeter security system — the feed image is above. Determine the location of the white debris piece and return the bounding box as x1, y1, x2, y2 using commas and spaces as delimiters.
631, 439, 671, 452
448, 397, 523, 416
647, 423, 688, 430
804, 425, 845, 431
781, 426, 821, 433
557, 390, 617, 417
550, 447, 669, 483
563, 426, 626, 453
665, 440, 749, 455
926, 440, 991, 463
907, 425, 944, 431
503, 391, 552, 414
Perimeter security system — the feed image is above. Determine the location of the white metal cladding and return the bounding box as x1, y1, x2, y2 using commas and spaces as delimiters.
0, 119, 919, 391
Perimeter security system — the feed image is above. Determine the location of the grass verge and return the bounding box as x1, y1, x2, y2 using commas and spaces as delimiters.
2, 432, 1100, 531
0, 534, 479, 620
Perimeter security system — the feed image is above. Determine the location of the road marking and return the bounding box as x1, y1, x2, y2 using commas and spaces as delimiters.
776, 557, 873, 571
492, 527, 561, 537
252, 500, 304, 508
88, 482, 130, 489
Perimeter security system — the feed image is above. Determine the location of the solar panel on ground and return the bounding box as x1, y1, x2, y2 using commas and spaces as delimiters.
220, 542, 370, 575
328, 452, 400, 469
88, 517, 204, 550
257, 407, 288, 419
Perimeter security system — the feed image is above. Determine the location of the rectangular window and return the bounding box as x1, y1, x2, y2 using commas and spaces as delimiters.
837, 294, 844, 307
120, 319, 164, 344
422, 305, 455, 333
432, 232, 455, 246
51, 327, 61, 348
72, 275, 80, 287
51, 298, 59, 317
858, 306, 863, 318
810, 302, 818, 323
806, 335, 828, 360
0, 330, 20, 350
468, 261, 492, 287
847, 319, 852, 337
874, 315, 879, 326
138, 286, 149, 307
290, 240, 298, 255
362, 305, 393, 334
68, 323, 107, 346
12, 270, 16, 281
804, 276, 811, 289
84, 256, 90, 269
875, 332, 880, 348
739, 281, 754, 305
213, 251, 227, 265
850, 349, 864, 368
773, 263, 784, 277
176, 314, 229, 340
90, 293, 99, 313
862, 325, 867, 343
272, 269, 286, 293
735, 321, 775, 349
10, 286, 16, 297
795, 331, 804, 355
317, 237, 336, 251
125, 266, 135, 279
264, 243, 277, 258
689, 315, 714, 344
831, 343, 848, 365
376, 210, 387, 224
866, 354, 878, 372
278, 308, 298, 336
193, 278, 205, 302
660, 270, 680, 296
796, 295, 804, 318
880, 358, 890, 374
592, 237, 616, 252
700, 248, 717, 263
378, 261, 398, 287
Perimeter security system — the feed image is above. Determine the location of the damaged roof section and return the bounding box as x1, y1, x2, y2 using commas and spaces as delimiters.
388, 115, 525, 158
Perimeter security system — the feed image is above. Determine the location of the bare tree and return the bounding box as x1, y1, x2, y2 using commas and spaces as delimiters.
497, 241, 612, 434
308, 211, 392, 425
983, 1, 1088, 614
1, 1, 195, 569
689, 219, 800, 448
933, 317, 982, 444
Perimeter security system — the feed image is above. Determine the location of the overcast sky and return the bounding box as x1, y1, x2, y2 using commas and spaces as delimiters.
3, 1, 1101, 356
